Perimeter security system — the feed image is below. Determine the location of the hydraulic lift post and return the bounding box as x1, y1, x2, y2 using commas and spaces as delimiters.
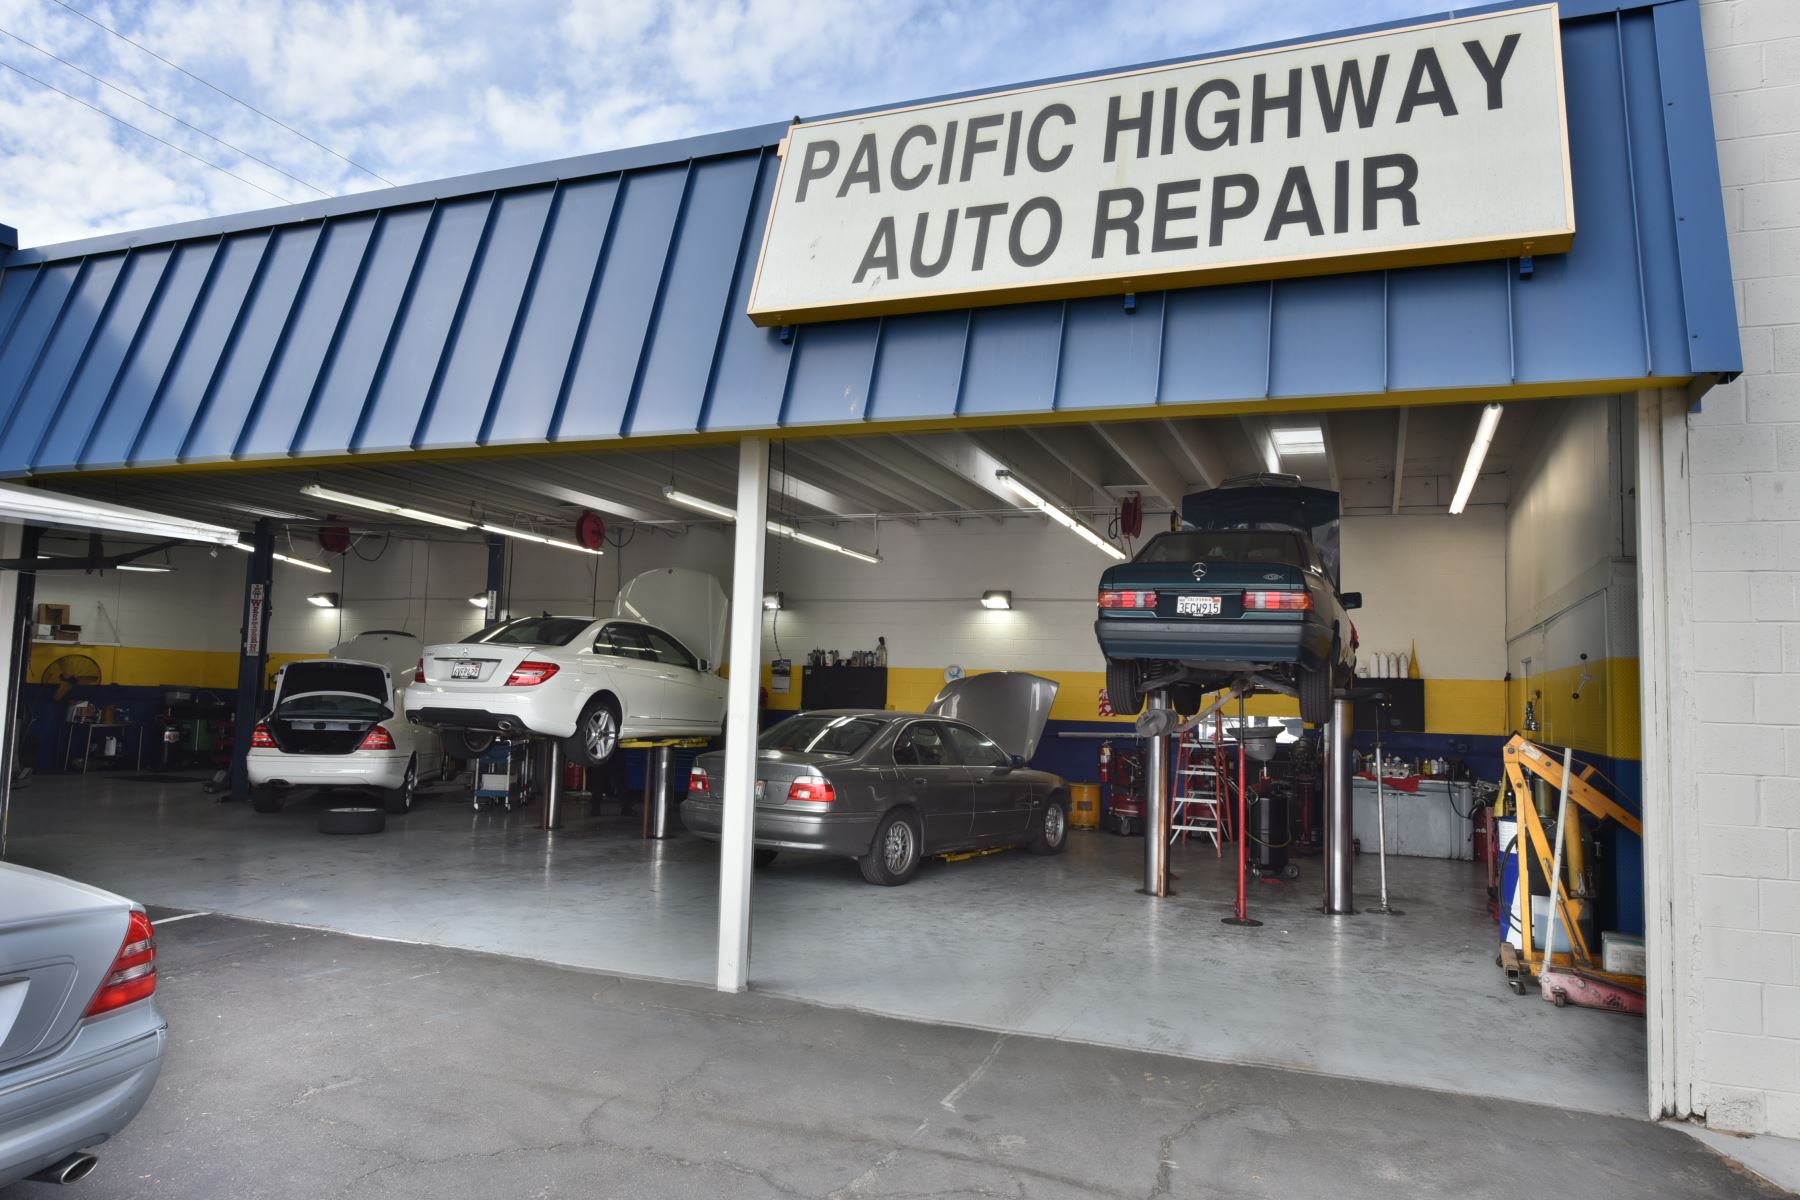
1324, 696, 1356, 915
1141, 689, 1171, 897
229, 519, 274, 803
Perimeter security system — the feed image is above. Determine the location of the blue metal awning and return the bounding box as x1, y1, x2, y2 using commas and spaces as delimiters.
0, 0, 1738, 479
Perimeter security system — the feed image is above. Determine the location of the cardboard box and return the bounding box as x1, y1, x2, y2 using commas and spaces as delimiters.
53, 625, 81, 643
34, 624, 52, 641
36, 603, 70, 627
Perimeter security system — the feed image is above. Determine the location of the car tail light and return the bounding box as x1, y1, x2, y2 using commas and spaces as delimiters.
1243, 591, 1312, 611
504, 660, 560, 686
250, 722, 276, 748
414, 658, 425, 684
787, 776, 835, 803
689, 766, 711, 794
1098, 589, 1158, 610
359, 725, 396, 750
85, 910, 156, 1017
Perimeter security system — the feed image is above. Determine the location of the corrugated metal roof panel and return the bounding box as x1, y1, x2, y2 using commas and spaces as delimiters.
0, 1, 1740, 478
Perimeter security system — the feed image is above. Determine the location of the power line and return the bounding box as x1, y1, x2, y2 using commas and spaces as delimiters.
47, 0, 395, 187
0, 26, 333, 198
0, 59, 294, 204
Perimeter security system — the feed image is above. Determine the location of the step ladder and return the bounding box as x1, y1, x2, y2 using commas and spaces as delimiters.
1171, 712, 1230, 854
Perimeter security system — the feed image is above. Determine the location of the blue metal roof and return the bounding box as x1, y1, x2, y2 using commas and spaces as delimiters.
0, 0, 1738, 478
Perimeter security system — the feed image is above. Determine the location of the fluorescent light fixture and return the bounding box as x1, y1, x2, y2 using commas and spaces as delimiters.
306, 592, 339, 609
117, 563, 172, 573
1271, 427, 1325, 455
478, 523, 603, 556
762, 592, 784, 611
994, 471, 1127, 562
661, 487, 737, 521
664, 487, 881, 563
230, 542, 334, 574
469, 593, 491, 608
1449, 404, 1504, 515
0, 481, 240, 545
300, 484, 473, 530
981, 590, 1012, 610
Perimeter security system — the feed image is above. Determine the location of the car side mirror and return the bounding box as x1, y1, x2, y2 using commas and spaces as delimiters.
997, 754, 1025, 773
1341, 592, 1363, 610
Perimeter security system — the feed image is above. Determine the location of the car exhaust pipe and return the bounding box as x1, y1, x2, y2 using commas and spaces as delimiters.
28, 1153, 98, 1185
497, 720, 517, 733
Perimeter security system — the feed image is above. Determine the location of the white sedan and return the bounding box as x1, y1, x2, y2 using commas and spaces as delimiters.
247, 631, 444, 815
406, 614, 727, 765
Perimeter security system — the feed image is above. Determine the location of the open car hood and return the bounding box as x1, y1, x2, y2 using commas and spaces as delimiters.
927, 672, 1059, 761
329, 632, 423, 680
615, 568, 729, 671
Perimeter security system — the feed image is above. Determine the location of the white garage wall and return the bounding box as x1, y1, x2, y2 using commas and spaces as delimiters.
1339, 511, 1507, 680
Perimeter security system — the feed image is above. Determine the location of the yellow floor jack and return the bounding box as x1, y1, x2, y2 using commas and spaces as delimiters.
1497, 736, 1646, 1015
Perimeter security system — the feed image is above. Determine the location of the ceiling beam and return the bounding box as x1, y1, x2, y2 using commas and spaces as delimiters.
1095, 422, 1189, 509
1237, 417, 1280, 475
1017, 425, 1120, 496
841, 436, 1007, 519
968, 431, 1108, 511
1391, 409, 1409, 514
1160, 418, 1239, 490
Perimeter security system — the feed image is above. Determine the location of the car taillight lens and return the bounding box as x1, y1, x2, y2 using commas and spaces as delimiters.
86, 910, 156, 1017
1098, 589, 1158, 609
414, 658, 425, 684
689, 766, 711, 794
250, 722, 275, 748
505, 660, 560, 686
1243, 591, 1312, 611
360, 725, 396, 750
787, 777, 835, 803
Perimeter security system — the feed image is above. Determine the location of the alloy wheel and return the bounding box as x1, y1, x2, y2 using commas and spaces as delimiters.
586, 708, 618, 761
883, 820, 915, 874
1044, 802, 1065, 847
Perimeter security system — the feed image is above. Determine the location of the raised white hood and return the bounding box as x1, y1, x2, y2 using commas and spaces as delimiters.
615, 568, 729, 672
927, 672, 1060, 762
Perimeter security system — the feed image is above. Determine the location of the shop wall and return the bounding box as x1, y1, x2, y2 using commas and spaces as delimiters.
1685, 0, 1800, 1138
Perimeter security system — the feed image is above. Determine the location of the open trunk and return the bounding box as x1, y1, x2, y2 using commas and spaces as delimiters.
267, 660, 391, 755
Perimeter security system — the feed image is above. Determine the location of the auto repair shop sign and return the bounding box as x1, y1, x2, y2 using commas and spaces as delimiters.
747, 4, 1571, 326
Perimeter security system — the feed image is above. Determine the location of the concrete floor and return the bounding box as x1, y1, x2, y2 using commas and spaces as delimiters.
5, 773, 1646, 1117
2, 912, 1776, 1200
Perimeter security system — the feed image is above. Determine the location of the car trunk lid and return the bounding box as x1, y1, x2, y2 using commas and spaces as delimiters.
615, 568, 728, 670
927, 672, 1059, 761
421, 642, 543, 687
268, 660, 390, 754
0, 864, 128, 1074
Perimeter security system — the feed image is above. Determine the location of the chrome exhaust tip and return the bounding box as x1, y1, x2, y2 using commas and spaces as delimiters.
28, 1153, 98, 1184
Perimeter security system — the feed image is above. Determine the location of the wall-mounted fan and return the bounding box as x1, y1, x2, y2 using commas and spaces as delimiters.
42, 653, 102, 702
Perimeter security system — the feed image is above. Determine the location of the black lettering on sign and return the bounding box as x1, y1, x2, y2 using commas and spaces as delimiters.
1209, 174, 1259, 247
1160, 86, 1178, 156
961, 114, 1005, 182
795, 138, 839, 203
1265, 166, 1323, 240
1105, 91, 1153, 163
938, 120, 960, 186
1311, 56, 1388, 133
1027, 104, 1075, 172
966, 202, 1009, 270
1153, 179, 1202, 253
1009, 197, 1061, 267
911, 210, 959, 278
1251, 67, 1302, 142
838, 134, 880, 198
854, 217, 899, 282
892, 125, 935, 191
1333, 159, 1351, 235
1463, 33, 1521, 109
1363, 154, 1420, 229
1397, 47, 1458, 122
1003, 110, 1023, 176
1093, 189, 1143, 258
1185, 79, 1239, 151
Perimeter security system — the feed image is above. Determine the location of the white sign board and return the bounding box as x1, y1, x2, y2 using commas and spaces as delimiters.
748, 4, 1571, 326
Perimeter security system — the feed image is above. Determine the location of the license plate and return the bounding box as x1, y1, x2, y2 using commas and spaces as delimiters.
451, 659, 482, 680
1177, 595, 1223, 617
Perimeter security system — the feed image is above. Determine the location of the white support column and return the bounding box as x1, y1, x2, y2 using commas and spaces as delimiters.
716, 436, 769, 993
0, 522, 19, 856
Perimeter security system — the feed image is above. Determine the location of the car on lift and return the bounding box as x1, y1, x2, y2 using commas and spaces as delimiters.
1094, 475, 1360, 728
682, 673, 1068, 885
407, 569, 729, 768
247, 631, 445, 815
0, 863, 166, 1190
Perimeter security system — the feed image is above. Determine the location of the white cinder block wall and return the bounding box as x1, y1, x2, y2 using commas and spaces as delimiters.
1693, 0, 1800, 1137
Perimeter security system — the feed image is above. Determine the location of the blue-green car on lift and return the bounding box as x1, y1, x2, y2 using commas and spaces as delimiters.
1095, 475, 1361, 728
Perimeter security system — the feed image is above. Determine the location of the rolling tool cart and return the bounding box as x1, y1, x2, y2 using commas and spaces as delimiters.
472, 741, 535, 811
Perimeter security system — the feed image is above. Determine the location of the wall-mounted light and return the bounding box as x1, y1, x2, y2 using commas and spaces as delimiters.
1449, 404, 1504, 515
993, 471, 1126, 561
763, 592, 784, 611
468, 593, 491, 608
980, 590, 1012, 610
306, 592, 340, 609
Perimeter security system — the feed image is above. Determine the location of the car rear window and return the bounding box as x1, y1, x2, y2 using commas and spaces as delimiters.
758, 714, 885, 755
471, 616, 590, 646
1135, 531, 1303, 565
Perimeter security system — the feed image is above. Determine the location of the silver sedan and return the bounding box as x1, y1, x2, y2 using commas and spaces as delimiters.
0, 863, 167, 1188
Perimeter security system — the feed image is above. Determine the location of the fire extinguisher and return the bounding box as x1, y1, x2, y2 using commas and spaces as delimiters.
1471, 804, 1491, 865
1099, 742, 1112, 783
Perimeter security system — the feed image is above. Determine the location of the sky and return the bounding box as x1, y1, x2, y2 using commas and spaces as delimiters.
0, 0, 1427, 250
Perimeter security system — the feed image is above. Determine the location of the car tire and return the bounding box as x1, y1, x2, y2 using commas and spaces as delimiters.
858, 809, 922, 886
319, 805, 385, 835
250, 787, 285, 814
753, 848, 779, 868
565, 696, 622, 767
383, 755, 418, 815
442, 729, 496, 759
1299, 661, 1332, 728
1105, 659, 1144, 716
1026, 795, 1070, 856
